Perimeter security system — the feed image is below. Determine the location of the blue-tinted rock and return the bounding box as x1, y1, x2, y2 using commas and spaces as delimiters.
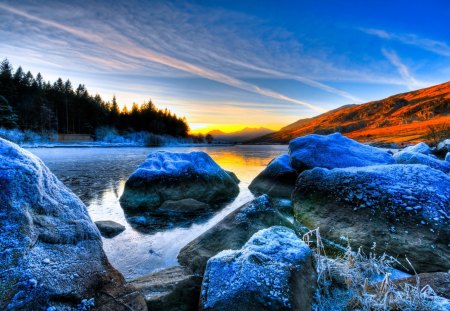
403, 142, 431, 155
288, 133, 395, 172
120, 151, 239, 212
200, 226, 316, 311
249, 154, 297, 197
394, 151, 450, 174
178, 195, 293, 275
0, 138, 145, 310
293, 164, 450, 273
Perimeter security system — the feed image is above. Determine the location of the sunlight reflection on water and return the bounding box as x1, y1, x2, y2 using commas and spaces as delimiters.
29, 145, 287, 280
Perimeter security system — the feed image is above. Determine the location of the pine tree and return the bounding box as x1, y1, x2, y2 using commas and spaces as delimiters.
0, 96, 18, 129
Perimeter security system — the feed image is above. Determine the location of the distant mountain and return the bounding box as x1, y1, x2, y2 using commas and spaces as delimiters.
250, 81, 450, 144
208, 127, 275, 142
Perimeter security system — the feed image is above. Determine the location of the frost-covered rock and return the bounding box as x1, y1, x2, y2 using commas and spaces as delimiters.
437, 139, 450, 155
394, 151, 450, 174
95, 220, 126, 238
288, 133, 395, 172
292, 164, 450, 273
178, 195, 293, 275
249, 154, 297, 197
0, 138, 146, 310
200, 226, 316, 311
403, 142, 431, 155
120, 151, 239, 212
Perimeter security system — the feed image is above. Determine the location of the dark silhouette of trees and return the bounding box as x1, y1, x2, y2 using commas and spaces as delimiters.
0, 59, 189, 137
0, 96, 17, 128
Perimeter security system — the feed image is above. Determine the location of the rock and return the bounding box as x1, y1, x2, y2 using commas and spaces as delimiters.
288, 133, 395, 172
249, 154, 297, 197
200, 226, 317, 311
95, 220, 126, 238
158, 198, 210, 214
394, 151, 450, 174
0, 138, 146, 310
125, 199, 213, 234
225, 170, 240, 184
403, 142, 431, 155
120, 151, 239, 212
446, 152, 450, 162
292, 164, 450, 273
437, 139, 450, 156
178, 195, 294, 275
390, 272, 450, 299
130, 266, 202, 311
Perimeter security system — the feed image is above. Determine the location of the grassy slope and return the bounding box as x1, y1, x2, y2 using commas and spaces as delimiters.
251, 81, 450, 144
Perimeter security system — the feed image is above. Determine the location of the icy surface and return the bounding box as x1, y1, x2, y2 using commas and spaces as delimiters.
288, 133, 395, 171
394, 150, 450, 173
445, 152, 450, 162
297, 164, 450, 226
132, 151, 230, 179
403, 142, 431, 155
201, 226, 314, 310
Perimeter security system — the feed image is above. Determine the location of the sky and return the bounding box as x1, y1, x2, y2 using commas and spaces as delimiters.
1, 0, 449, 133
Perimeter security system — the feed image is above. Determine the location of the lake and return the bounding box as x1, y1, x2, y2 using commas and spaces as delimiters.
29, 145, 287, 280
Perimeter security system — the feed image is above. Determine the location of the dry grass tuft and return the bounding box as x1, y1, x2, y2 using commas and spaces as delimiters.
303, 228, 449, 311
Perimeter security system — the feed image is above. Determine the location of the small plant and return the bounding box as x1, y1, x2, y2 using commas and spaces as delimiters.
303, 228, 449, 310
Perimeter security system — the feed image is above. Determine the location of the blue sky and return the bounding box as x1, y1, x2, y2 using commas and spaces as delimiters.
1, 0, 449, 132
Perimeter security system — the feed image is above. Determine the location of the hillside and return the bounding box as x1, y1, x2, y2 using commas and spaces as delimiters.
251, 81, 450, 144
208, 127, 274, 142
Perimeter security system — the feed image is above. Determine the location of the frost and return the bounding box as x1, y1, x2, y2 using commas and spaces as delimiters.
201, 226, 314, 309
131, 151, 230, 179
403, 142, 431, 155
394, 150, 450, 173
289, 132, 395, 171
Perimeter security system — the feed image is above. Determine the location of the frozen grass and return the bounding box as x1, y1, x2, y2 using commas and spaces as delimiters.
303, 228, 449, 311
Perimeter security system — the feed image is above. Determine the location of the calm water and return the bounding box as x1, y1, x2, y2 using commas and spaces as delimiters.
29, 145, 287, 280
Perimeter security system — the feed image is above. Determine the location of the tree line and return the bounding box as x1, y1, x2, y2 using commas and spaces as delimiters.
0, 59, 189, 138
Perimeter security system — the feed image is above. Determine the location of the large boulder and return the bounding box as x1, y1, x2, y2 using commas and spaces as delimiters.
120, 151, 239, 212
403, 142, 431, 155
394, 151, 450, 174
292, 164, 450, 273
0, 138, 146, 310
200, 226, 317, 311
249, 154, 297, 197
288, 133, 395, 172
130, 266, 202, 311
178, 195, 293, 275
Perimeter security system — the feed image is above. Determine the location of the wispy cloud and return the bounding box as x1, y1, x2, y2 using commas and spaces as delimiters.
381, 49, 421, 90
362, 28, 450, 57
0, 2, 328, 113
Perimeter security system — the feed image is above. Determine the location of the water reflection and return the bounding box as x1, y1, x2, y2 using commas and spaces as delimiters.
29, 145, 287, 280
